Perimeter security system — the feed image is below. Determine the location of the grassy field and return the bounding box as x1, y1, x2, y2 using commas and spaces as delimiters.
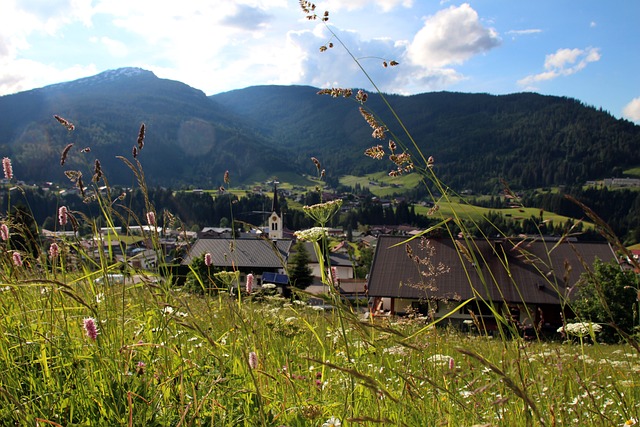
0, 278, 638, 426
415, 198, 594, 229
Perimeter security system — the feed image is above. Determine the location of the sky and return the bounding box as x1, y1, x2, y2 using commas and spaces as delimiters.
1, 0, 639, 123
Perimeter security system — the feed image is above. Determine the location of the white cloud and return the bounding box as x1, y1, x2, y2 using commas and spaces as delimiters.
506, 29, 542, 36
623, 97, 640, 123
0, 59, 96, 94
97, 37, 129, 58
323, 0, 413, 12
518, 47, 601, 87
406, 3, 501, 68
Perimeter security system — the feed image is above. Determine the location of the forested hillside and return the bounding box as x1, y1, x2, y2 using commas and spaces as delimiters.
213, 86, 640, 192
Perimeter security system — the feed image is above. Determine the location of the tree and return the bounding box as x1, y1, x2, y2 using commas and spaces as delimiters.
572, 259, 638, 342
288, 242, 314, 289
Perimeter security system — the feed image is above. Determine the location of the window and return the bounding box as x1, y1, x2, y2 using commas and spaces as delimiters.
271, 222, 278, 231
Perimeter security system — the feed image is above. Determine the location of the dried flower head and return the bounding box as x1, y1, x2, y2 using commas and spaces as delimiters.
359, 107, 386, 140
310, 157, 321, 172
60, 143, 73, 166
204, 252, 212, 267
2, 157, 13, 180
49, 242, 59, 259
0, 224, 8, 241
137, 123, 145, 150
317, 88, 352, 98
389, 60, 399, 66
132, 146, 138, 159
355, 90, 368, 103
54, 115, 75, 131
83, 317, 99, 340
12, 251, 22, 267
80, 147, 91, 153
427, 156, 435, 168
364, 145, 385, 160
224, 170, 230, 184
388, 140, 396, 153
92, 159, 102, 182
248, 351, 258, 369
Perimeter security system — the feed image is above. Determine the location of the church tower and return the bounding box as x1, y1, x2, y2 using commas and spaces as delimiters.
268, 181, 283, 240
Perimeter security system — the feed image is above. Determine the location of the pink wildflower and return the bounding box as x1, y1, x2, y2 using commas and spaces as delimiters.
246, 273, 254, 294
83, 317, 99, 340
204, 252, 212, 267
0, 224, 8, 241
12, 252, 22, 267
2, 157, 12, 180
146, 211, 156, 226
58, 206, 68, 226
49, 242, 59, 259
329, 266, 338, 287
449, 357, 455, 370
248, 351, 258, 369
136, 361, 146, 375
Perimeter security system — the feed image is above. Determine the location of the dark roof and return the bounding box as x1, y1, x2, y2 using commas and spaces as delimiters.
300, 242, 353, 266
181, 238, 292, 268
367, 236, 615, 305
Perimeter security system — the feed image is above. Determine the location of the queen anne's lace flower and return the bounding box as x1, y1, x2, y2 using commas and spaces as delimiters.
294, 227, 329, 242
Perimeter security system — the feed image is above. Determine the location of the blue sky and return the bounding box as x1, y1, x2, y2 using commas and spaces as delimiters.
1, 0, 639, 122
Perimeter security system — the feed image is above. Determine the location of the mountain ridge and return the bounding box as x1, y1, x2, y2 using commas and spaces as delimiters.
0, 67, 638, 192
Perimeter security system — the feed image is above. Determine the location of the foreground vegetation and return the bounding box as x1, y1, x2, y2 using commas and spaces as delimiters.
1, 279, 639, 426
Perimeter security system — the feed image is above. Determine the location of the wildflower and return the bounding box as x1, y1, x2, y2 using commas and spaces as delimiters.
329, 266, 338, 286
146, 211, 156, 226
322, 417, 341, 427
162, 306, 174, 316
204, 252, 212, 267
136, 361, 146, 375
49, 242, 59, 259
2, 157, 13, 180
248, 351, 258, 369
83, 317, 99, 340
0, 224, 8, 241
302, 199, 343, 225
137, 123, 145, 150
60, 143, 73, 166
246, 273, 254, 294
58, 206, 68, 226
12, 252, 22, 267
623, 418, 637, 426
449, 357, 455, 370
294, 227, 329, 242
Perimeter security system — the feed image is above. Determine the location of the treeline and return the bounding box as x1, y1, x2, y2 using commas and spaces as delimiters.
521, 187, 640, 244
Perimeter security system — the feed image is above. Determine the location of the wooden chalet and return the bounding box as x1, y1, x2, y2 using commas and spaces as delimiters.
367, 235, 616, 333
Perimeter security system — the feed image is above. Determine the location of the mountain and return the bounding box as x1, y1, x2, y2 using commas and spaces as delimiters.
1, 68, 639, 192
0, 68, 295, 188
212, 86, 640, 192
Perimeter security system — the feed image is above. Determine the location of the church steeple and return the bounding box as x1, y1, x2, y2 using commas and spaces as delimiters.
271, 180, 280, 214
269, 180, 283, 240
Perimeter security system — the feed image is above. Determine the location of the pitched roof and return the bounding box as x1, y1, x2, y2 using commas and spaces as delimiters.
367, 236, 615, 305
181, 237, 292, 268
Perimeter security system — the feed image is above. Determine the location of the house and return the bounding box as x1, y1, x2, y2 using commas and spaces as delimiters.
367, 235, 616, 332
180, 236, 292, 290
